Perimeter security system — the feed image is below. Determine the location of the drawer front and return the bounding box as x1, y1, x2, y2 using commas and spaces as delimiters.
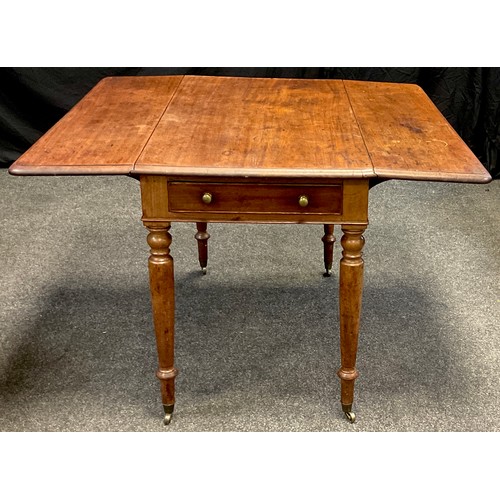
168, 182, 343, 215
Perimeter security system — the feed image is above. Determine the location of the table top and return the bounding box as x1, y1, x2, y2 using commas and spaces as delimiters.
9, 75, 491, 183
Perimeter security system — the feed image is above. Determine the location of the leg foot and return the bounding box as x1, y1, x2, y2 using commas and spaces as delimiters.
163, 404, 175, 425
342, 403, 356, 423
345, 411, 356, 423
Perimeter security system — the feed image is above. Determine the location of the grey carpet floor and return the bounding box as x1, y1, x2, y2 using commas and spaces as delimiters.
0, 169, 499, 432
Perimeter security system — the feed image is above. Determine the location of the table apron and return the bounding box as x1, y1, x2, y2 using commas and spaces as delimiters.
140, 175, 369, 225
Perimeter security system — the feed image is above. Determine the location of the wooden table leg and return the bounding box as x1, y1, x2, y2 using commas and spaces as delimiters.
195, 222, 210, 274
322, 224, 335, 277
337, 224, 366, 423
145, 221, 178, 425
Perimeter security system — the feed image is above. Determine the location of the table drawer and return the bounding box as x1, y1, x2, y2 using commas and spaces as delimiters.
168, 182, 343, 215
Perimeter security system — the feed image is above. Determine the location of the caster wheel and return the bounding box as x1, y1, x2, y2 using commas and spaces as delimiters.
201, 267, 207, 275
163, 404, 174, 425
344, 411, 356, 423
323, 271, 332, 277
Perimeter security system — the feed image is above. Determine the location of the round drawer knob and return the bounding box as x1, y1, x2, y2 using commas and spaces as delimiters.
202, 192, 213, 204
298, 195, 309, 207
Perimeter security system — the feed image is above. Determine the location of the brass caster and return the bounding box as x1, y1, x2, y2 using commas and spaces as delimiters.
344, 411, 356, 423
163, 404, 174, 426
201, 267, 207, 275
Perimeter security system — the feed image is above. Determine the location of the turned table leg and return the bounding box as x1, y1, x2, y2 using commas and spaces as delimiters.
337, 224, 366, 423
322, 224, 335, 277
195, 222, 210, 275
146, 222, 178, 425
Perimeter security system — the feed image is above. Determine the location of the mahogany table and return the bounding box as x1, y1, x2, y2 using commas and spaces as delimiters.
9, 75, 491, 425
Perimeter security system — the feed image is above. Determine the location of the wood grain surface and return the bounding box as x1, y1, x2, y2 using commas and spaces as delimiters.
167, 181, 343, 214
9, 76, 183, 175
344, 80, 491, 183
9, 75, 492, 184
140, 175, 369, 225
134, 76, 375, 178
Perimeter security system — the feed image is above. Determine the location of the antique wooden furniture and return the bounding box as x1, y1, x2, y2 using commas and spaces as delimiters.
9, 75, 491, 425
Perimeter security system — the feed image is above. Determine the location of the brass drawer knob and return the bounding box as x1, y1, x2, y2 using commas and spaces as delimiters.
298, 195, 309, 207
202, 192, 213, 204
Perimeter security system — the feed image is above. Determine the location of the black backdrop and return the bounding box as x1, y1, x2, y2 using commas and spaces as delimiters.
1, 67, 499, 179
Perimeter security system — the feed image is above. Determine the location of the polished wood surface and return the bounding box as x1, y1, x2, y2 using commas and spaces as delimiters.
135, 76, 374, 178
10, 75, 491, 185
141, 173, 179, 409
322, 224, 335, 277
141, 176, 368, 225
337, 225, 366, 413
344, 80, 491, 183
9, 76, 183, 175
168, 180, 343, 214
195, 222, 209, 272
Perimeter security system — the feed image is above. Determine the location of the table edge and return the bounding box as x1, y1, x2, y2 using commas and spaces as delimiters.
374, 168, 492, 184
131, 165, 377, 179
8, 163, 134, 176
9, 163, 492, 184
